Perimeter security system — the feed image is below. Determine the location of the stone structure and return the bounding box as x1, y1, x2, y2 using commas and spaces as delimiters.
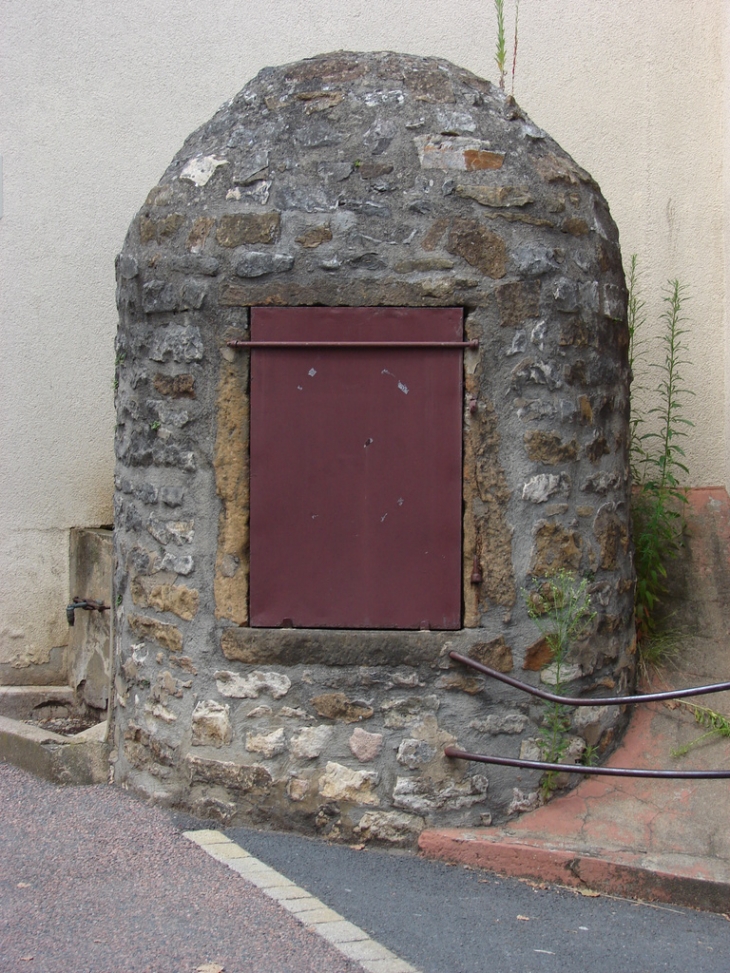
113, 52, 634, 840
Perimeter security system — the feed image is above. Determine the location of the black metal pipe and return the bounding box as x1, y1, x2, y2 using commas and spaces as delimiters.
449, 651, 730, 705
444, 747, 730, 779
226, 339, 479, 349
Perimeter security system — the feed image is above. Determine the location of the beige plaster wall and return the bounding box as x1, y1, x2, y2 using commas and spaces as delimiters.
0, 0, 727, 673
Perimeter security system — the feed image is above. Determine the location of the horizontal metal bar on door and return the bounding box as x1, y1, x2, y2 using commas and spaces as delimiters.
227, 340, 479, 349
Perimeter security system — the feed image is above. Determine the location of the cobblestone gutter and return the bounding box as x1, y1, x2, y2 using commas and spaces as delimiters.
112, 52, 634, 842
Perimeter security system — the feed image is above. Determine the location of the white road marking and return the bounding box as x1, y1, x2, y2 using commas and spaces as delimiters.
185, 830, 421, 973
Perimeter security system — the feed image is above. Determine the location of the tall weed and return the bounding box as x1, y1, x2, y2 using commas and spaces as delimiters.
629, 260, 693, 638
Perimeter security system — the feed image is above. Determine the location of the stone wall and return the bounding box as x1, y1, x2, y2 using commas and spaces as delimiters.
113, 52, 634, 841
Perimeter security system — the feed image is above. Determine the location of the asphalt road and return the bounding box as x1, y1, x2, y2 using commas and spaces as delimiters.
226, 824, 730, 973
0, 762, 365, 973
2, 755, 728, 973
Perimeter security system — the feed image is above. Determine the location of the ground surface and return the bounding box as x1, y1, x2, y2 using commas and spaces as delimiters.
1, 758, 729, 973
0, 762, 365, 973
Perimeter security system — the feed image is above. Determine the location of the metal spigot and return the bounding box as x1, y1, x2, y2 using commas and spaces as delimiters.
65, 597, 110, 626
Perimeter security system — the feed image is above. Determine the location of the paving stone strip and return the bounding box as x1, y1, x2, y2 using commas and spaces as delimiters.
185, 830, 420, 973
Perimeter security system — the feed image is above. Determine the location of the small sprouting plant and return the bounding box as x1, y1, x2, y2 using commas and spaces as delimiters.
150, 420, 161, 432
494, 0, 519, 93
494, 0, 520, 95
494, 0, 507, 89
115, 351, 126, 367
582, 743, 599, 767
525, 571, 596, 798
671, 703, 730, 758
629, 259, 694, 641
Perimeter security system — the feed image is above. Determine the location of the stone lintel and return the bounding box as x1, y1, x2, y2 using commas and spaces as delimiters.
220, 628, 485, 667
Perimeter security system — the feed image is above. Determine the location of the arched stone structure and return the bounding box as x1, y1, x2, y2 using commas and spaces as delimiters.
113, 52, 633, 840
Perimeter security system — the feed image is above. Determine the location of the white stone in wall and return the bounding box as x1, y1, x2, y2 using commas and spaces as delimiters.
392, 775, 488, 815
318, 761, 380, 806
540, 662, 583, 685
469, 713, 528, 735
287, 776, 310, 802
396, 738, 436, 769
522, 474, 567, 504
519, 738, 542, 762
290, 724, 333, 760
215, 669, 291, 699
191, 700, 232, 747
354, 810, 426, 844
180, 155, 228, 187
245, 728, 287, 758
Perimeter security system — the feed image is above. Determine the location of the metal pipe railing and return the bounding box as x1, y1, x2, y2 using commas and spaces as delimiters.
444, 747, 730, 779
445, 651, 730, 780
449, 651, 730, 705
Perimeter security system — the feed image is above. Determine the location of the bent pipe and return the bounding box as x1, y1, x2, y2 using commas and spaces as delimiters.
449, 651, 730, 706
443, 747, 730, 780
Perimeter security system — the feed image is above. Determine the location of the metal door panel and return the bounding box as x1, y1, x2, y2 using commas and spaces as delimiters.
250, 307, 462, 629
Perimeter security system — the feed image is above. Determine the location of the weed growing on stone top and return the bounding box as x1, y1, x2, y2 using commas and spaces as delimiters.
525, 570, 596, 798
629, 258, 694, 641
494, 0, 519, 93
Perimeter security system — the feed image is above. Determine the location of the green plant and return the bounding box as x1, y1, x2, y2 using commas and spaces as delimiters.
629, 261, 693, 640
671, 703, 730, 758
525, 571, 596, 798
494, 0, 507, 89
494, 0, 519, 93
581, 743, 599, 767
150, 420, 161, 432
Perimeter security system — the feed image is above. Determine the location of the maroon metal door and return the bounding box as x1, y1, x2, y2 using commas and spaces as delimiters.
249, 307, 463, 629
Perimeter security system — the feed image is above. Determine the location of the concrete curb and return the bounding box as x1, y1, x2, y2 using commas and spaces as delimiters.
0, 714, 110, 785
185, 830, 421, 973
418, 828, 730, 914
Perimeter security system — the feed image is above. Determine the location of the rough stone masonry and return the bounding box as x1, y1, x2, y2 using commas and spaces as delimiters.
113, 51, 634, 843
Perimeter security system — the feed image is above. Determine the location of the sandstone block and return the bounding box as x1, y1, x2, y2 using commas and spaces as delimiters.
191, 700, 232, 747
434, 673, 484, 694
531, 523, 583, 575
216, 212, 280, 247
186, 755, 272, 792
318, 761, 380, 806
354, 810, 425, 845
522, 636, 553, 671
287, 776, 310, 802
446, 218, 506, 278
311, 693, 374, 723
524, 431, 578, 464
467, 637, 513, 673
131, 578, 199, 621
128, 614, 183, 653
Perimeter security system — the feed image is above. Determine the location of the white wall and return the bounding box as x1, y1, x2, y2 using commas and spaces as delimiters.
0, 0, 726, 673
